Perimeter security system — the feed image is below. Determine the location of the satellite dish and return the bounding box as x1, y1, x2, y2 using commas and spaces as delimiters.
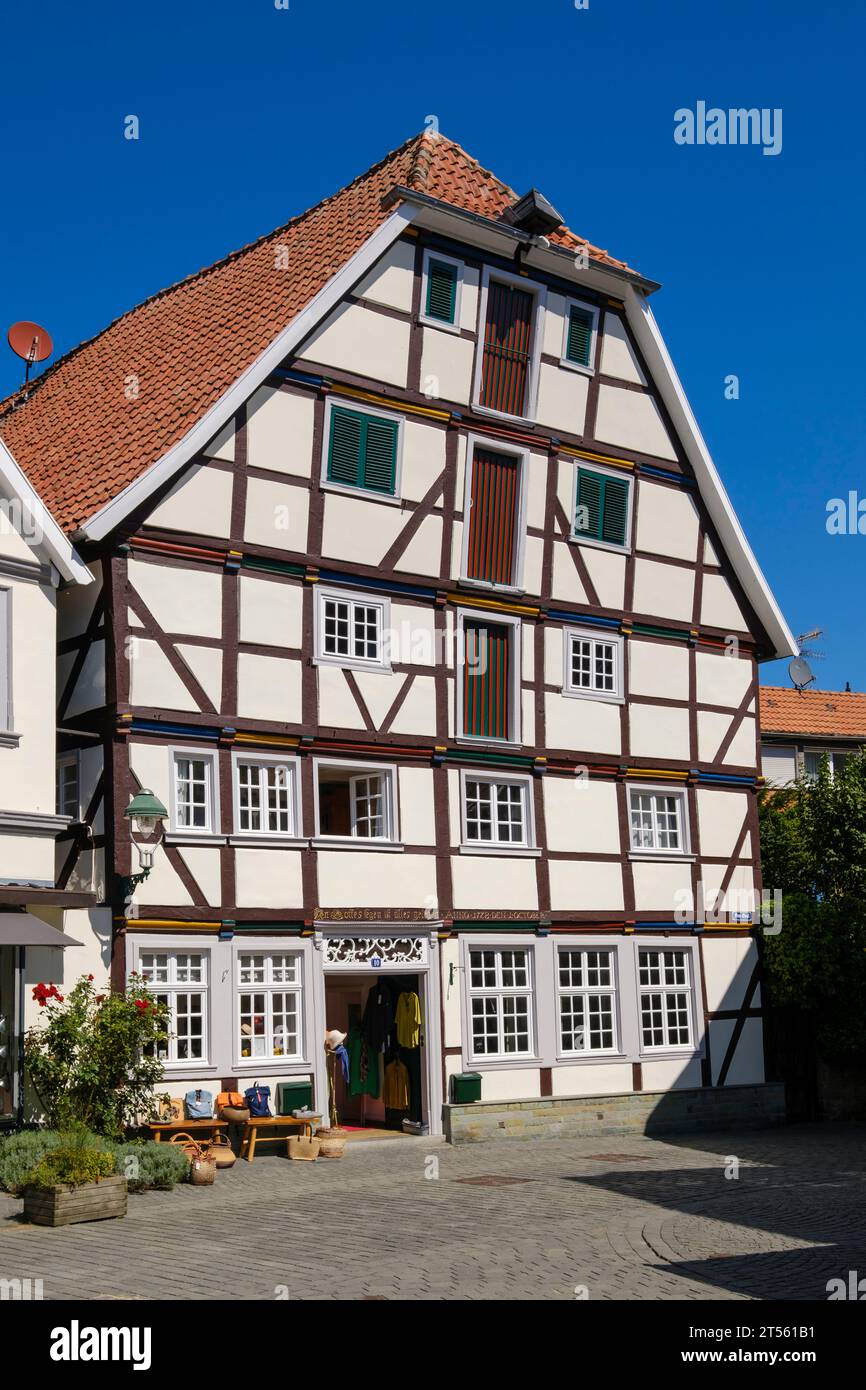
7, 321, 53, 384
789, 656, 815, 691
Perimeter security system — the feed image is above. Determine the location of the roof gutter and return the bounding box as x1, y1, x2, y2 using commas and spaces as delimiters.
382, 186, 662, 295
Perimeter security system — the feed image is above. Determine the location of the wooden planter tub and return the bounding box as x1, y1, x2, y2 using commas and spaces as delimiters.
23, 1175, 128, 1227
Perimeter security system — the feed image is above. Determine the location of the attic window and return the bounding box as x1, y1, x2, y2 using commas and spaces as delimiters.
561, 300, 599, 373
421, 250, 462, 330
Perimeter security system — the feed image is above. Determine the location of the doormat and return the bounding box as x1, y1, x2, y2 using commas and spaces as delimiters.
452, 1175, 534, 1186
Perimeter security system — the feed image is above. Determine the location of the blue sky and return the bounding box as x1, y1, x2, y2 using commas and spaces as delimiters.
2, 0, 863, 689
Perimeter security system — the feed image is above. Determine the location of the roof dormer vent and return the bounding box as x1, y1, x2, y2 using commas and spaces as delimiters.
503, 188, 564, 236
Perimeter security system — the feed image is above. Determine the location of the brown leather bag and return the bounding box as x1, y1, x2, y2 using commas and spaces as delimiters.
216, 1091, 249, 1122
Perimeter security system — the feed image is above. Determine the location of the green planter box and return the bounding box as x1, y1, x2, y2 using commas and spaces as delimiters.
450, 1072, 482, 1104
277, 1079, 314, 1116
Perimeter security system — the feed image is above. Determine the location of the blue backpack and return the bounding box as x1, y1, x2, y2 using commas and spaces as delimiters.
185, 1089, 213, 1119
244, 1084, 271, 1118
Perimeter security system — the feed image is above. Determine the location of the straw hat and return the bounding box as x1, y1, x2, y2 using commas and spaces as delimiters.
324, 1028, 347, 1050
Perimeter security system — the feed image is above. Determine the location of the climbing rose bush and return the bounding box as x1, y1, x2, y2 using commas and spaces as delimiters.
25, 973, 170, 1136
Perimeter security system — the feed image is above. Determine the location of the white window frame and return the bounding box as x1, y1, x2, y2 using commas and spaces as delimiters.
138, 949, 210, 1068
569, 459, 634, 556
560, 297, 600, 376
471, 265, 547, 425
56, 753, 81, 821
231, 752, 301, 840
236, 950, 304, 1065
312, 757, 400, 846
562, 626, 624, 704
0, 587, 12, 735
459, 769, 536, 853
319, 396, 404, 506
801, 747, 856, 780
455, 607, 522, 747
169, 746, 221, 837
556, 946, 620, 1057
459, 433, 529, 593
465, 944, 536, 1062
636, 946, 696, 1053
313, 585, 391, 672
419, 248, 464, 334
627, 783, 691, 858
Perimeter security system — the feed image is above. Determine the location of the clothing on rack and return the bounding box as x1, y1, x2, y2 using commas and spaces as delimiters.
382, 1057, 410, 1111
347, 1027, 380, 1097
332, 1043, 350, 1085
361, 981, 394, 1051
395, 991, 422, 1048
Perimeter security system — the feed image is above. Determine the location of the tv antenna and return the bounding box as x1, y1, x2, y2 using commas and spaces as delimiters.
7, 321, 53, 386
795, 628, 824, 662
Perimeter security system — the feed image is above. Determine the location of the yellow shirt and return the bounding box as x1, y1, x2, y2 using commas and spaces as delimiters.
382, 1059, 410, 1110
395, 991, 422, 1048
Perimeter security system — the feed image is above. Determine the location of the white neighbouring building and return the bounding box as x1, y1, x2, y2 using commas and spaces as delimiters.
0, 437, 94, 1126
0, 132, 796, 1139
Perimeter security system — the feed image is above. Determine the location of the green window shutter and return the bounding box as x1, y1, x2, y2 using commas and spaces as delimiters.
327, 406, 398, 496
576, 468, 630, 547
601, 475, 629, 547
425, 258, 458, 324
565, 305, 594, 367
327, 407, 364, 487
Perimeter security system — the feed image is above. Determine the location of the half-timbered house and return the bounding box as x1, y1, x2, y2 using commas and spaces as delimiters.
0, 132, 796, 1138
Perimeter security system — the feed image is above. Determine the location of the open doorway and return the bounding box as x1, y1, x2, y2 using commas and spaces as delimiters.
324, 972, 426, 1141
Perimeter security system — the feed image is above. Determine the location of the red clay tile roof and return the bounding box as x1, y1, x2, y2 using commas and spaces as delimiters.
0, 130, 639, 535
760, 686, 866, 739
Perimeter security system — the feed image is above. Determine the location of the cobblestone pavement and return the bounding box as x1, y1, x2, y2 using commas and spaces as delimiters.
1, 1123, 864, 1300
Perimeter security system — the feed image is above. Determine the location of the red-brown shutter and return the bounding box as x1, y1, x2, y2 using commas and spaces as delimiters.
463, 621, 510, 739
466, 447, 519, 585
480, 282, 534, 416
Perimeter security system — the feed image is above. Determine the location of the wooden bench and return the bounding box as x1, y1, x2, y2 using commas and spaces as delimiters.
145, 1118, 229, 1143
240, 1114, 321, 1162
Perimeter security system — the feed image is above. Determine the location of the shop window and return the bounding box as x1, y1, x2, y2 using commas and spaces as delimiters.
638, 948, 693, 1049
468, 948, 533, 1058
315, 760, 398, 842
234, 756, 298, 836
557, 948, 617, 1054
140, 951, 208, 1064
237, 953, 303, 1061
462, 774, 533, 848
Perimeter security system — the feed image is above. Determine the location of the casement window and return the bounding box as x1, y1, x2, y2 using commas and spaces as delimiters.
803, 748, 853, 780
315, 587, 389, 670
460, 615, 519, 742
234, 756, 299, 837
462, 774, 533, 848
421, 250, 462, 329
557, 948, 617, 1054
0, 588, 11, 732
469, 948, 533, 1057
56, 756, 80, 820
564, 628, 623, 701
140, 951, 208, 1064
476, 273, 543, 420
638, 949, 693, 1049
237, 952, 303, 1061
462, 442, 525, 588
315, 760, 398, 842
628, 786, 689, 855
561, 300, 599, 372
171, 750, 219, 834
573, 466, 632, 550
324, 402, 400, 497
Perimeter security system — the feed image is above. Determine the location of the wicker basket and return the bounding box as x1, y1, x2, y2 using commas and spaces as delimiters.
316, 1128, 347, 1159
287, 1135, 320, 1162
209, 1133, 237, 1169
170, 1132, 217, 1185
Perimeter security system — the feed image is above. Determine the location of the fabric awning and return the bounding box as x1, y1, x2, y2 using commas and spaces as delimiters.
0, 913, 82, 948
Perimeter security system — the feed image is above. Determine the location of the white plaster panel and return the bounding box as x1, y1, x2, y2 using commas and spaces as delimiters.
420, 329, 474, 406
696, 651, 753, 707
236, 653, 301, 722
316, 665, 365, 729
388, 675, 437, 737
203, 418, 235, 462
389, 604, 436, 666
239, 576, 303, 649
128, 640, 198, 712
394, 514, 442, 577
235, 849, 303, 908
631, 860, 694, 912
545, 693, 621, 754
440, 937, 461, 1048
632, 557, 695, 623
522, 689, 535, 747
702, 937, 760, 1014
544, 777, 620, 854
316, 851, 437, 908
523, 534, 543, 596
134, 850, 194, 907
696, 789, 750, 859
243, 476, 310, 553
536, 361, 589, 437
354, 238, 416, 311
581, 544, 626, 610
551, 544, 589, 605
177, 847, 223, 907
541, 291, 568, 356
628, 639, 690, 700
526, 451, 548, 530
0, 833, 54, 883
146, 464, 233, 538
176, 644, 223, 710
321, 493, 405, 566
302, 302, 410, 387
551, 1063, 634, 1098
128, 741, 172, 807
480, 1069, 541, 1102
451, 856, 539, 910
246, 385, 315, 477
57, 564, 101, 641
397, 765, 436, 846
595, 385, 678, 461
600, 314, 646, 385
127, 560, 222, 638
548, 859, 624, 911
629, 701, 690, 761
401, 418, 446, 504
641, 1057, 703, 1091
701, 572, 748, 633
635, 480, 700, 562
